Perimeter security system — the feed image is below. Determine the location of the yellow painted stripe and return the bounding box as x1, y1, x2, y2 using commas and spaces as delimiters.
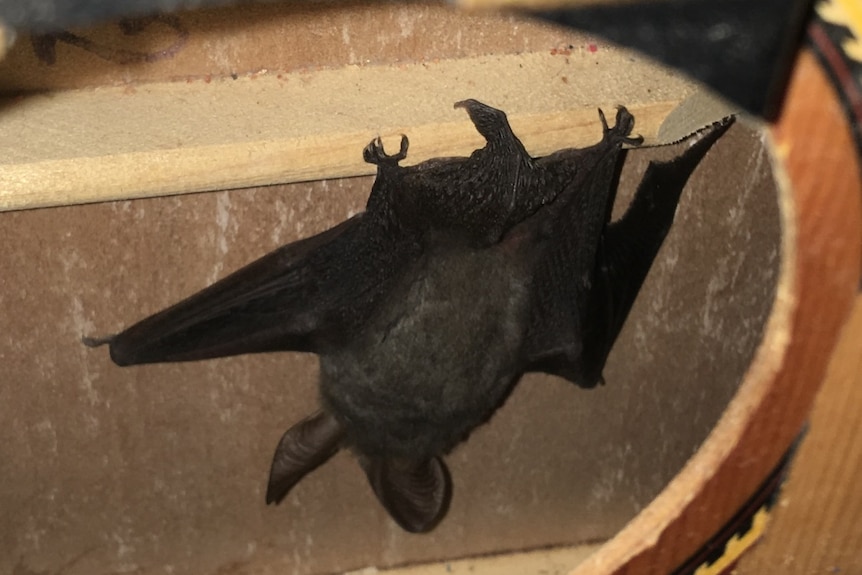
819, 0, 862, 62
693, 507, 771, 575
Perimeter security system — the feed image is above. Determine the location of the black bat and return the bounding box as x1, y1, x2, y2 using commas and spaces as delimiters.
85, 100, 733, 533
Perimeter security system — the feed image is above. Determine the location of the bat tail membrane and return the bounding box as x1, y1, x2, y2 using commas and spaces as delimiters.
583, 115, 737, 382
362, 456, 452, 533
266, 411, 345, 505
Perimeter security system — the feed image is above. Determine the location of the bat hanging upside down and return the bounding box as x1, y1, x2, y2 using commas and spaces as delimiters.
85, 100, 733, 533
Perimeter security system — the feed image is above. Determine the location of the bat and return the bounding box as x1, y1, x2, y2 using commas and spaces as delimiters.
85, 100, 734, 533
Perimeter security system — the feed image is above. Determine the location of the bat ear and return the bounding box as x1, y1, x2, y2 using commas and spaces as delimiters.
363, 456, 452, 533
266, 411, 345, 505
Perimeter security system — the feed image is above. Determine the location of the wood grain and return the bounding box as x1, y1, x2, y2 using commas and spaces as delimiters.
736, 296, 862, 572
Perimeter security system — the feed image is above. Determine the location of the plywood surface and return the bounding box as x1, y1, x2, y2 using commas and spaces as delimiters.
0, 1, 732, 212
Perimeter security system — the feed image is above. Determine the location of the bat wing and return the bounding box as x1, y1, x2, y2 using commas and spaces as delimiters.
522, 117, 735, 386
94, 213, 415, 365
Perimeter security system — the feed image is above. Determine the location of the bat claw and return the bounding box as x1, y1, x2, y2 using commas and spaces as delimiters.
598, 106, 643, 148
363, 135, 409, 166
82, 334, 115, 347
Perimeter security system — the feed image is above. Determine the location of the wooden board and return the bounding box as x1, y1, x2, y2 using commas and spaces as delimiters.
0, 50, 705, 211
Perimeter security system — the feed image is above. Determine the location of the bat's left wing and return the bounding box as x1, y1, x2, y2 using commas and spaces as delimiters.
88, 212, 417, 366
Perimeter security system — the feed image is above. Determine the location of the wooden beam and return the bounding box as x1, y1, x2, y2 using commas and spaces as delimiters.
0, 51, 710, 211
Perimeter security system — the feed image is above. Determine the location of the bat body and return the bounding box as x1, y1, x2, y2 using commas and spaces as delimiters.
86, 100, 733, 533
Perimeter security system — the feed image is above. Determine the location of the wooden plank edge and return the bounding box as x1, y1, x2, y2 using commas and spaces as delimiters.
0, 49, 707, 211
343, 542, 604, 575
455, 0, 637, 10
0, 101, 682, 212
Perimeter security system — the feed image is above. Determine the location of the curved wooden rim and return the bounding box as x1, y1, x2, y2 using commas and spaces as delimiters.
573, 48, 862, 575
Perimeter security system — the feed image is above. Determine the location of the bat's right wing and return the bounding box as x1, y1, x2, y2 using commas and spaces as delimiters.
521, 116, 735, 387
583, 118, 736, 383
89, 213, 417, 366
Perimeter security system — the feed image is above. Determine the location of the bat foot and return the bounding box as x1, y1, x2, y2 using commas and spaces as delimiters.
363, 135, 409, 166
598, 106, 643, 148
363, 456, 452, 533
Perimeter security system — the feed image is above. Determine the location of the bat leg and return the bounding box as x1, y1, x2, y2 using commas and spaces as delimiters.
266, 411, 345, 505
362, 456, 452, 533
363, 134, 409, 165
598, 106, 643, 147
